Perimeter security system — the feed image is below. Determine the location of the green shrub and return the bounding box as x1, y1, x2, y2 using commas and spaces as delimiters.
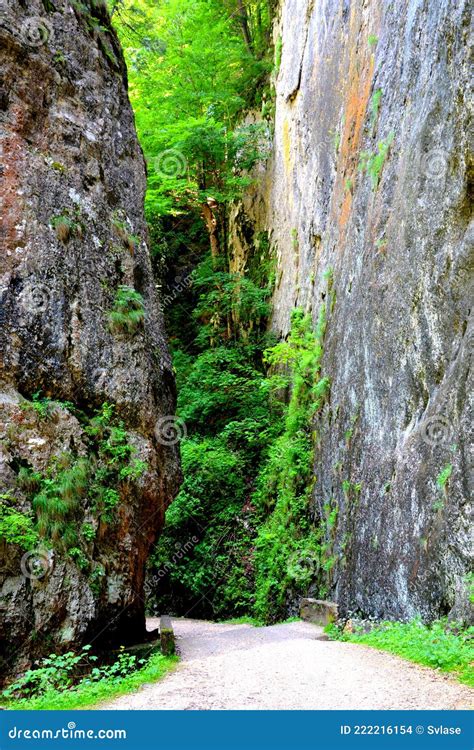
0, 494, 39, 550
108, 286, 145, 335
1, 644, 177, 711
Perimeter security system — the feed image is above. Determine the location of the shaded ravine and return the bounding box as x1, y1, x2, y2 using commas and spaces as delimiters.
100, 619, 472, 710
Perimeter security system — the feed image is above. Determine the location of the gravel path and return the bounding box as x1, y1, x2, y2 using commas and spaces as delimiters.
101, 618, 473, 710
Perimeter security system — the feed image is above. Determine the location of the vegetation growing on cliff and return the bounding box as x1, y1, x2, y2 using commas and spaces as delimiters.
7, 400, 147, 578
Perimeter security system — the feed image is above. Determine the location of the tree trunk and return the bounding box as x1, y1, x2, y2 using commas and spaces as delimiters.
202, 201, 220, 261
237, 0, 253, 55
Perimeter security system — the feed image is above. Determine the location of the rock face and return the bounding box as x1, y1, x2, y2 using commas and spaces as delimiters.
0, 0, 180, 678
231, 0, 473, 621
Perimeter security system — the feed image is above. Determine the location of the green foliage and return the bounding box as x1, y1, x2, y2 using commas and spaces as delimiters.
466, 573, 474, 605
108, 285, 145, 335
370, 88, 382, 130
327, 619, 474, 687
2, 644, 178, 710
368, 34, 378, 48
68, 546, 90, 571
358, 132, 395, 189
20, 392, 75, 421
0, 495, 39, 550
149, 241, 281, 618
81, 523, 96, 542
178, 346, 271, 435
113, 1, 272, 220
253, 305, 331, 622
274, 35, 283, 75
151, 252, 333, 622
15, 402, 146, 576
32, 456, 89, 549
192, 257, 271, 348
2, 646, 97, 700
436, 464, 453, 490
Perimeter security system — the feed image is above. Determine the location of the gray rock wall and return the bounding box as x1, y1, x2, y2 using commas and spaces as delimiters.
231, 0, 473, 621
0, 0, 180, 677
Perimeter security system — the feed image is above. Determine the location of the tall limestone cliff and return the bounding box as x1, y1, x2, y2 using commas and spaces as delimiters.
0, 0, 180, 677
231, 0, 473, 621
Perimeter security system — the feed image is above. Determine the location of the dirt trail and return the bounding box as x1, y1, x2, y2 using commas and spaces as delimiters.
101, 618, 473, 710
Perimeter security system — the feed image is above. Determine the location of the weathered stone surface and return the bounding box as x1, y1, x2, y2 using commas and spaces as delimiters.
300, 598, 338, 626
159, 615, 175, 656
231, 0, 473, 621
0, 0, 180, 678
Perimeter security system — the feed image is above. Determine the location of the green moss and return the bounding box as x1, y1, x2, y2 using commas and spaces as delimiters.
436, 463, 453, 490
370, 89, 382, 130
358, 132, 394, 190
274, 36, 283, 76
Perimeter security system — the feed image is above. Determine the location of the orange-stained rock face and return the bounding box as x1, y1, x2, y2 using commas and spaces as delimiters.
229, 0, 473, 623
0, 0, 181, 679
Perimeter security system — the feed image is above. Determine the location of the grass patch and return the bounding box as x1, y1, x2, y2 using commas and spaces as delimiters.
219, 616, 301, 627
326, 619, 474, 687
219, 616, 265, 627
3, 653, 178, 711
